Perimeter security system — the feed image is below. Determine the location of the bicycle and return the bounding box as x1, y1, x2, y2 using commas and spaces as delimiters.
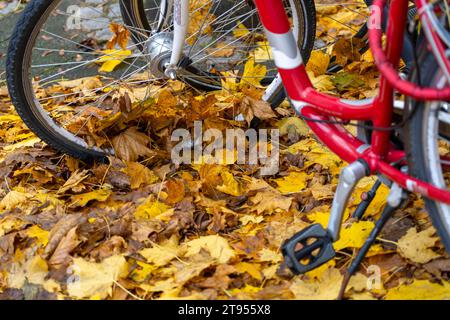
254, 0, 450, 292
5, 0, 450, 295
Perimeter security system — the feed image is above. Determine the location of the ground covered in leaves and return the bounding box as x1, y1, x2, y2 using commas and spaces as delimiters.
0, 0, 449, 300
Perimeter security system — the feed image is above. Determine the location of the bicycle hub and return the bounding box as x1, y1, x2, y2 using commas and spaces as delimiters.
147, 32, 174, 79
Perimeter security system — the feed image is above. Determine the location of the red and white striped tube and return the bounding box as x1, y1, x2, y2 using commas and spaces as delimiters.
254, 0, 313, 102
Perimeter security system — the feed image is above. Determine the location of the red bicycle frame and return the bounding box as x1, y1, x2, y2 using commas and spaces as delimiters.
254, 0, 450, 204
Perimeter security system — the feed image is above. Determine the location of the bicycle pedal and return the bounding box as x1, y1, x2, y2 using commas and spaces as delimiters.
281, 224, 336, 275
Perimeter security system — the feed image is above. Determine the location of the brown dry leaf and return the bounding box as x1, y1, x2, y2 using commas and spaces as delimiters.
44, 214, 86, 260
165, 179, 186, 205
208, 42, 234, 58
106, 23, 130, 50
48, 226, 80, 268
112, 127, 155, 162
249, 190, 292, 214
125, 162, 159, 189
239, 96, 276, 125
57, 169, 90, 194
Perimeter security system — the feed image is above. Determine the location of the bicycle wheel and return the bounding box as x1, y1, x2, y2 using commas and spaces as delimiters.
405, 46, 450, 252
6, 0, 315, 161
120, 0, 316, 106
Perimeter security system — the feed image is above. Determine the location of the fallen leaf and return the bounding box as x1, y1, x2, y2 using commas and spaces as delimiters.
112, 127, 155, 162
70, 189, 112, 207
67, 255, 129, 299
397, 227, 439, 264
275, 171, 312, 194
183, 235, 235, 264
249, 190, 292, 214
385, 280, 450, 300
125, 162, 159, 189
216, 172, 242, 196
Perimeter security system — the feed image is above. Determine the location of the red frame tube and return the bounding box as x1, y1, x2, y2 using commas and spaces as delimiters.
369, 0, 450, 100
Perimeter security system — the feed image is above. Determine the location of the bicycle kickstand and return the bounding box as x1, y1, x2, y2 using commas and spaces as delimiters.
337, 182, 409, 299
352, 179, 382, 220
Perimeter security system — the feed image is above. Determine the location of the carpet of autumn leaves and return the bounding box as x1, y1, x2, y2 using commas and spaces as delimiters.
0, 0, 449, 300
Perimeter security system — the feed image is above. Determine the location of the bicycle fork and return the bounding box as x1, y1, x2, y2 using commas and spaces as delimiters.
165, 0, 189, 79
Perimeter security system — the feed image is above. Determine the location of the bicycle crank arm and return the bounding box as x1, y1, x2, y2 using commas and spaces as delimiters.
328, 160, 369, 241
281, 160, 369, 274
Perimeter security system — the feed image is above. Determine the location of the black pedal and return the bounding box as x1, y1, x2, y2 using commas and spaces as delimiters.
281, 224, 336, 275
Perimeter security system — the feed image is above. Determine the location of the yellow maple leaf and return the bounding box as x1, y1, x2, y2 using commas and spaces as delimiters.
139, 236, 180, 267
67, 255, 129, 299
275, 171, 313, 194
241, 58, 267, 88
352, 177, 390, 217
125, 162, 159, 189
334, 220, 374, 251
258, 248, 282, 263
70, 189, 112, 207
307, 71, 335, 92
221, 71, 240, 92
233, 22, 250, 38
183, 235, 235, 264
230, 284, 261, 296
97, 49, 132, 73
310, 183, 334, 200
385, 280, 450, 300
129, 261, 156, 282
252, 41, 272, 61
306, 50, 331, 76
397, 227, 439, 264
235, 262, 262, 280
26, 225, 49, 247
0, 190, 30, 210
239, 215, 264, 226
0, 216, 25, 237
8, 255, 60, 293
249, 190, 292, 214
216, 171, 242, 196
3, 137, 41, 152
308, 211, 373, 250
290, 267, 343, 300
134, 197, 172, 220
277, 117, 311, 137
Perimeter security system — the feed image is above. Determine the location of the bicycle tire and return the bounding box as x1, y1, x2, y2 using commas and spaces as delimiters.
404, 44, 450, 253
7, 0, 106, 162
